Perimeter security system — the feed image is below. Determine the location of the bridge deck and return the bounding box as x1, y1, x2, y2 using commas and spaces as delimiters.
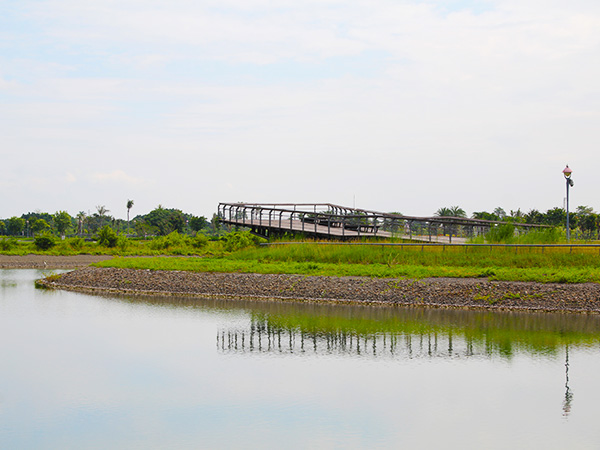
217, 202, 547, 244
220, 216, 466, 244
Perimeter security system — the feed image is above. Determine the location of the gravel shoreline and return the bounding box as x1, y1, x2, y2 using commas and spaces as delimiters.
0, 255, 113, 269
39, 266, 600, 313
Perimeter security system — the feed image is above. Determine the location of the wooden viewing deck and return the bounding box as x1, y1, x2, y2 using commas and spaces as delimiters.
218, 203, 547, 243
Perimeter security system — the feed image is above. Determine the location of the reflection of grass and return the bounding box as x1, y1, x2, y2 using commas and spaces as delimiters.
254, 308, 600, 357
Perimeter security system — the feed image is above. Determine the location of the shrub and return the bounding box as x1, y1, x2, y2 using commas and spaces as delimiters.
192, 233, 209, 249
149, 231, 190, 250
97, 226, 118, 247
0, 237, 17, 251
223, 231, 266, 252
486, 224, 515, 243
66, 237, 85, 250
116, 236, 130, 252
34, 234, 56, 250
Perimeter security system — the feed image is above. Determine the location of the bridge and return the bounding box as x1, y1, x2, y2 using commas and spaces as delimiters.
217, 203, 545, 243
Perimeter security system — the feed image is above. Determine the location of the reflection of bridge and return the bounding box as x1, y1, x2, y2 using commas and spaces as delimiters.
218, 203, 543, 243
218, 319, 495, 359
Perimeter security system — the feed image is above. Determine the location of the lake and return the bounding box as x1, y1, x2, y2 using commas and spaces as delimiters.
1, 269, 600, 449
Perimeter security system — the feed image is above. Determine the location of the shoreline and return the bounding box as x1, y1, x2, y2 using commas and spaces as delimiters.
38, 266, 600, 314
0, 254, 113, 269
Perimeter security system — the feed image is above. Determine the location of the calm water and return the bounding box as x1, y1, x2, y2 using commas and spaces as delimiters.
2, 269, 600, 449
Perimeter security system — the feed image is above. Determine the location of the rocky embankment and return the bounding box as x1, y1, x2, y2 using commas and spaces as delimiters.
39, 266, 600, 313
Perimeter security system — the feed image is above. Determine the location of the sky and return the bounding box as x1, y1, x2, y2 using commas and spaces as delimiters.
1, 0, 599, 220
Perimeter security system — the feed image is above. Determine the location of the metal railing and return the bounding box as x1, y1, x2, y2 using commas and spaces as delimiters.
260, 241, 600, 254
218, 202, 550, 242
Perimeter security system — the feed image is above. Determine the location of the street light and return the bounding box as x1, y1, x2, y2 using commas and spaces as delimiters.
563, 165, 574, 241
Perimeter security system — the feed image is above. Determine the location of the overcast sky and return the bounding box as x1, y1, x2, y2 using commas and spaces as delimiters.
1, 0, 599, 220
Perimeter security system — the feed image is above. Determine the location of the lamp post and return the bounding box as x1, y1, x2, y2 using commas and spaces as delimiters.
563, 165, 574, 241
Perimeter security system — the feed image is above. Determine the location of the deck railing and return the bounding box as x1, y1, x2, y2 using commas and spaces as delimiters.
218, 202, 549, 242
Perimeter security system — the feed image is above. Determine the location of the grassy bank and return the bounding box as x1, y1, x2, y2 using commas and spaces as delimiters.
94, 242, 600, 284
0, 230, 259, 256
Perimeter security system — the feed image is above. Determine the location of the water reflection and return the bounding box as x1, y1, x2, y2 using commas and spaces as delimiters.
564, 344, 573, 417
217, 321, 483, 359
214, 303, 600, 360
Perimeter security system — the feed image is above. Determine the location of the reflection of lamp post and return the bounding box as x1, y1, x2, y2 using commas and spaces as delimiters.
563, 165, 574, 241
563, 344, 573, 417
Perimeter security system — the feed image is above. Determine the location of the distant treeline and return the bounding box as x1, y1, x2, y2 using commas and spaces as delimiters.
0, 205, 219, 238
2, 203, 599, 240
437, 205, 598, 236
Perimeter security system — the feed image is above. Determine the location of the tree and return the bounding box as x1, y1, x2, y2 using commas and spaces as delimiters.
472, 211, 498, 221
126, 199, 134, 235
76, 211, 86, 236
544, 207, 567, 227
134, 220, 156, 238
52, 211, 72, 238
141, 206, 187, 235
96, 205, 110, 228
435, 206, 466, 218
30, 218, 51, 236
6, 217, 25, 236
579, 213, 598, 234
210, 214, 222, 232
189, 215, 208, 233
492, 207, 507, 220
510, 209, 524, 220
576, 205, 594, 216
0, 221, 5, 235
524, 209, 544, 225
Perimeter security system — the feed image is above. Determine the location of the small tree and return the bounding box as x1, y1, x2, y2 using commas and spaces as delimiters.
53, 211, 72, 238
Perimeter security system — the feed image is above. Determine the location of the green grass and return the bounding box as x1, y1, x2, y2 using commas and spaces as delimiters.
93, 241, 600, 283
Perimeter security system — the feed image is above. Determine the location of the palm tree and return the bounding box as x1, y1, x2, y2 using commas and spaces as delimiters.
126, 199, 134, 236
76, 211, 86, 236
96, 205, 110, 228
435, 206, 466, 218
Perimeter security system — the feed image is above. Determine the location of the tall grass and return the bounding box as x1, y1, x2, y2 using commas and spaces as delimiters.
230, 242, 600, 269
93, 240, 600, 284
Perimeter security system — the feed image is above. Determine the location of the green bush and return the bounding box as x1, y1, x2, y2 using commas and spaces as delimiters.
116, 236, 130, 252
0, 237, 17, 251
223, 231, 266, 252
97, 226, 118, 247
66, 237, 85, 250
149, 231, 190, 250
192, 233, 209, 249
34, 234, 56, 250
